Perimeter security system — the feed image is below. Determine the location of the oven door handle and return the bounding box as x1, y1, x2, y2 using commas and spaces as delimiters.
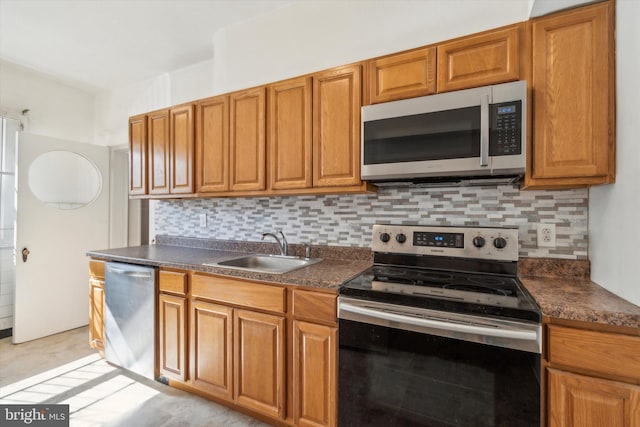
339, 301, 538, 342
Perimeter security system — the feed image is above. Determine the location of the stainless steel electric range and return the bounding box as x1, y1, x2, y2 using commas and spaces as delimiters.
338, 224, 541, 427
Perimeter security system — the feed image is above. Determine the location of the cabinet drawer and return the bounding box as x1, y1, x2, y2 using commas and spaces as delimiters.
191, 273, 285, 314
159, 270, 188, 295
292, 289, 337, 326
548, 325, 640, 381
89, 259, 105, 279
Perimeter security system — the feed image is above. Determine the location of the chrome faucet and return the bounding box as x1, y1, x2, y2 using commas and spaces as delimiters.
262, 230, 288, 256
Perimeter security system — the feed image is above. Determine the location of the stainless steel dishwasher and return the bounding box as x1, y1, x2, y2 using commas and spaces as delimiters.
104, 262, 156, 380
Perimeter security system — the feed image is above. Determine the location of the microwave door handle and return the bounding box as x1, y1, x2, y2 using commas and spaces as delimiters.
480, 94, 490, 166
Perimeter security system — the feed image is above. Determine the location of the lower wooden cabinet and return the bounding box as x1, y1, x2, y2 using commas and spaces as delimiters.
548, 369, 640, 427
293, 320, 337, 427
153, 269, 338, 427
545, 323, 640, 427
158, 293, 187, 381
234, 309, 286, 419
158, 270, 188, 382
190, 300, 233, 400
88, 260, 105, 353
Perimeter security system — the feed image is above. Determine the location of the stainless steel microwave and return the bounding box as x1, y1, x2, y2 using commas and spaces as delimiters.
361, 80, 526, 185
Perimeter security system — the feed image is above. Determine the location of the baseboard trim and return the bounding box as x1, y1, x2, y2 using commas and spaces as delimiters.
0, 328, 13, 339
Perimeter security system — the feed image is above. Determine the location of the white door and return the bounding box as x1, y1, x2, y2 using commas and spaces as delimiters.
13, 133, 109, 343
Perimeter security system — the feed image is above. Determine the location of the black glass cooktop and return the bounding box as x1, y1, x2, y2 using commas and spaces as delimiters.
341, 265, 541, 323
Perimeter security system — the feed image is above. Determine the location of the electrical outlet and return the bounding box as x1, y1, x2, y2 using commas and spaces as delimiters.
199, 213, 207, 228
537, 223, 556, 248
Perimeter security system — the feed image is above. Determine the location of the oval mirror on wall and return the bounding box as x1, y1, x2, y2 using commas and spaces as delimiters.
28, 150, 102, 210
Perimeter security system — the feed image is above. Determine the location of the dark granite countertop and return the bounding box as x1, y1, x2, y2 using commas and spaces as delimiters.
88, 238, 640, 329
87, 236, 372, 290
518, 258, 640, 330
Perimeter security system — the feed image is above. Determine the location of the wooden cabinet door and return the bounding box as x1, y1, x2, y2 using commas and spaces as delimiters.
169, 104, 195, 194
527, 2, 614, 188
367, 47, 436, 104
196, 96, 229, 193
234, 309, 285, 419
128, 114, 147, 195
268, 77, 312, 190
230, 87, 266, 192
437, 24, 522, 92
147, 109, 170, 195
158, 293, 187, 382
190, 300, 234, 401
88, 276, 105, 352
293, 320, 337, 427
548, 369, 640, 427
313, 64, 362, 187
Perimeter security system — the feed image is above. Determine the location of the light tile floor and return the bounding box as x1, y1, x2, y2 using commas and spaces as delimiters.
0, 327, 270, 426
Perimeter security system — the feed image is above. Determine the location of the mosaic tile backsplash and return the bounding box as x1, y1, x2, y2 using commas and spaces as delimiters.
155, 185, 589, 260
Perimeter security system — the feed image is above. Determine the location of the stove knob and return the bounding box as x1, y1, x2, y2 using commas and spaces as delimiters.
396, 233, 407, 244
493, 237, 507, 249
380, 233, 391, 243
472, 236, 486, 248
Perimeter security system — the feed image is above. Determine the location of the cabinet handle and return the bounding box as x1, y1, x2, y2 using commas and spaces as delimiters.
480, 94, 489, 167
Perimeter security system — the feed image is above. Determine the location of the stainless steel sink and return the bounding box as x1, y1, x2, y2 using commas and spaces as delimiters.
204, 254, 321, 274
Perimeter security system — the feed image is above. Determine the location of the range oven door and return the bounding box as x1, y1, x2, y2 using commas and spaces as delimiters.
338, 298, 541, 427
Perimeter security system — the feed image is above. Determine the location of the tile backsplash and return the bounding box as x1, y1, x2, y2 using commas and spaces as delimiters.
155, 185, 589, 260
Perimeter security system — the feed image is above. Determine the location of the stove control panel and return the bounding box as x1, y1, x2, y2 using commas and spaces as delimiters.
372, 224, 519, 261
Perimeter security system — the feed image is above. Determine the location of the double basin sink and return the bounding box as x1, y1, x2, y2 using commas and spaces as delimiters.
204, 254, 321, 274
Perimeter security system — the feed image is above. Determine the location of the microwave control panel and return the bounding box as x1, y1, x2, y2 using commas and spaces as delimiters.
490, 100, 522, 156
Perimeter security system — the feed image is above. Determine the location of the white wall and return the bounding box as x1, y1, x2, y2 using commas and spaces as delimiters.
589, 0, 640, 306
93, 2, 535, 144
93, 60, 215, 146
212, 0, 531, 93
0, 61, 95, 143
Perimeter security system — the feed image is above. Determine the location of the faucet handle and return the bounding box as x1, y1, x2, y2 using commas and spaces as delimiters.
304, 243, 312, 259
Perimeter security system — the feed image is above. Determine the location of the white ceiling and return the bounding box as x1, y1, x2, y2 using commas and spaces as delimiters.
0, 0, 296, 93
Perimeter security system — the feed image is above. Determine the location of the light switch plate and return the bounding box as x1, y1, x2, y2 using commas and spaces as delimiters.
199, 213, 207, 228
537, 223, 556, 248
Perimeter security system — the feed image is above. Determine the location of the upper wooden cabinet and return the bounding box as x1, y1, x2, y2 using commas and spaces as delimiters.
437, 24, 522, 93
313, 64, 362, 188
230, 87, 267, 192
525, 1, 615, 188
196, 95, 229, 193
268, 77, 313, 190
129, 104, 195, 196
366, 46, 437, 104
148, 109, 170, 195
130, 1, 615, 195
128, 114, 147, 196
169, 104, 195, 194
